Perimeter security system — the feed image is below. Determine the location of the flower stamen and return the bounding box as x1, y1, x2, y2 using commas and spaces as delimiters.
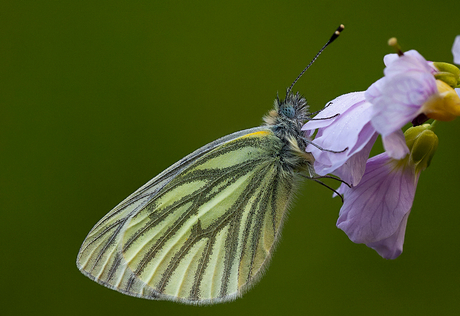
388, 37, 404, 56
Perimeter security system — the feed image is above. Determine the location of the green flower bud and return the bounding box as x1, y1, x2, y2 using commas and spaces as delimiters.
433, 62, 460, 88
434, 72, 458, 88
404, 125, 439, 173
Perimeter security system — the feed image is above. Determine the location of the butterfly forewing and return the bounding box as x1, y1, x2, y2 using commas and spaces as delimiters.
77, 128, 299, 304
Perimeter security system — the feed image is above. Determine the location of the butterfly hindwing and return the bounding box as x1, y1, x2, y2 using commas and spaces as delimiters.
77, 127, 299, 304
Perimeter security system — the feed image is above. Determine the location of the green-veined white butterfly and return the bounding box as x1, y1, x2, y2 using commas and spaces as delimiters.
77, 25, 344, 304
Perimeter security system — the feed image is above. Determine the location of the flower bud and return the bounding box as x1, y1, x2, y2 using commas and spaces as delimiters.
433, 62, 460, 88
404, 125, 438, 173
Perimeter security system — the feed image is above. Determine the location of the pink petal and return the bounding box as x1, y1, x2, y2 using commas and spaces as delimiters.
370, 71, 437, 136
383, 53, 399, 66
382, 130, 409, 159
453, 35, 460, 65
303, 92, 377, 184
336, 153, 419, 248
383, 50, 435, 76
365, 211, 410, 259
332, 132, 377, 186
302, 92, 366, 131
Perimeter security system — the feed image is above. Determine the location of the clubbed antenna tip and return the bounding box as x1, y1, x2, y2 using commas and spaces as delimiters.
286, 24, 345, 97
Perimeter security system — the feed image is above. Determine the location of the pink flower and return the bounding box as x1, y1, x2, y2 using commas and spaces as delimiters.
302, 92, 377, 186
331, 44, 460, 259
336, 125, 438, 259
336, 152, 418, 259
365, 50, 437, 157
302, 91, 408, 185
303, 47, 459, 189
301, 40, 460, 259
366, 50, 460, 130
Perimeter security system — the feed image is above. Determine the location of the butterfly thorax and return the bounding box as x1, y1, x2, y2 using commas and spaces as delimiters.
263, 92, 314, 174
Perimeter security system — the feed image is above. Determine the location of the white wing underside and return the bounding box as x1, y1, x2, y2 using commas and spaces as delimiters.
77, 127, 299, 304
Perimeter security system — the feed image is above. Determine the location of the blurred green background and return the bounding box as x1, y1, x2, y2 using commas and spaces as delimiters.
2, 1, 460, 315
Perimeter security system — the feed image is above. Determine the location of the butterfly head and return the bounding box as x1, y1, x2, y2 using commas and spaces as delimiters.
264, 92, 310, 125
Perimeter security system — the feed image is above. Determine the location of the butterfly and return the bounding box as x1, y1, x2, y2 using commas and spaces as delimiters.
76, 25, 344, 305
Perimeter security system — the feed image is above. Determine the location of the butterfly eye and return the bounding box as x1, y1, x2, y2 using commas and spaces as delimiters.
281, 105, 296, 118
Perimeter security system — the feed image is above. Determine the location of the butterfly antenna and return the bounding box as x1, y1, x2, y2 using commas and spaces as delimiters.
286, 24, 344, 97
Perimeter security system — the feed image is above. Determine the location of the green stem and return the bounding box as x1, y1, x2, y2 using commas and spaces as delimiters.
428, 120, 437, 130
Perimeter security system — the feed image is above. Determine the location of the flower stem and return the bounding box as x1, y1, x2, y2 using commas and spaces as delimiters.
428, 120, 438, 130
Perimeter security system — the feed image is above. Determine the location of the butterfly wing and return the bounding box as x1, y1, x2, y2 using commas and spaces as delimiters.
77, 127, 300, 304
